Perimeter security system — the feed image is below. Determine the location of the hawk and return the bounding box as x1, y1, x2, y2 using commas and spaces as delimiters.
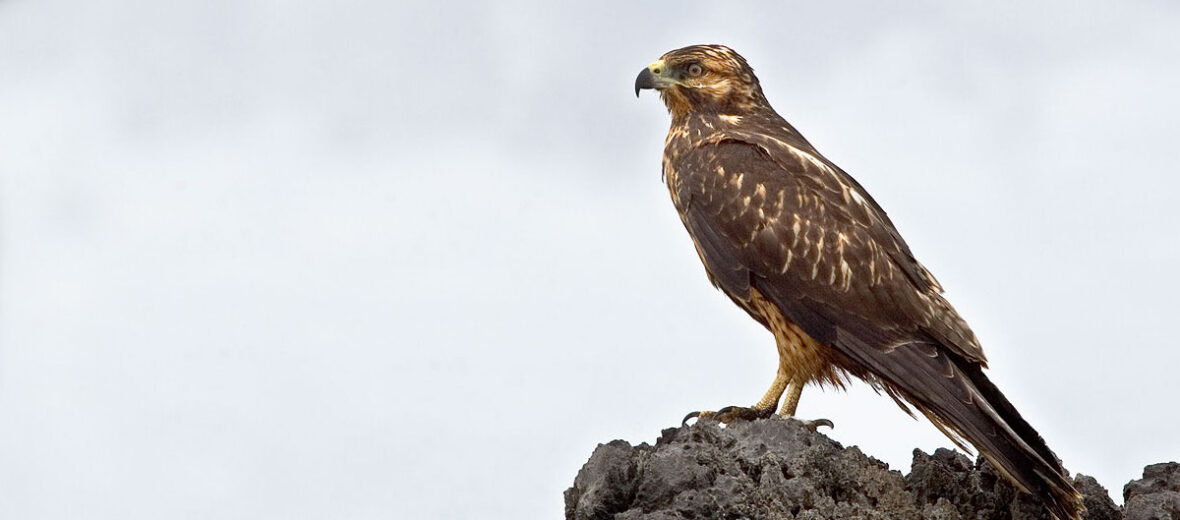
635, 44, 1083, 520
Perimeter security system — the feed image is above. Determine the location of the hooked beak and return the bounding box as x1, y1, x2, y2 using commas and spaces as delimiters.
634, 59, 676, 97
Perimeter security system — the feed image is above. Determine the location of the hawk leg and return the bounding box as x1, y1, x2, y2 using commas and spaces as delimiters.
682, 365, 831, 430
779, 378, 803, 416
777, 380, 833, 430
759, 288, 833, 429
681, 289, 832, 430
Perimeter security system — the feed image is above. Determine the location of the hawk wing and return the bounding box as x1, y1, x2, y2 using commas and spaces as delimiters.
670, 130, 983, 366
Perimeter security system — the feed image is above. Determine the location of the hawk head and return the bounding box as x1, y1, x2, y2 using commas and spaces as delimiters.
635, 44, 769, 118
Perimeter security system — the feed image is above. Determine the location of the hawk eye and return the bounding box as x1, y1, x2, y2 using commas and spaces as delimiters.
688, 63, 703, 76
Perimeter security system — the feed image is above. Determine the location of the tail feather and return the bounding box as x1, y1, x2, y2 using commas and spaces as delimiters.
889, 345, 1084, 520
957, 361, 1084, 520
834, 334, 1084, 519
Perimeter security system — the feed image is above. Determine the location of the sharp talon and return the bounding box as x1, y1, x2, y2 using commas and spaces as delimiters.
684, 411, 718, 425
804, 418, 834, 431
714, 406, 739, 423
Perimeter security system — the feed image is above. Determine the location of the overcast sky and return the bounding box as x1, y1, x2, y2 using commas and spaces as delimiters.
2, 1, 1178, 518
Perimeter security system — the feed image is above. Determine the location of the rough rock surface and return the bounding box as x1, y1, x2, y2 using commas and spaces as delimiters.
565, 418, 1173, 520
1123, 463, 1180, 520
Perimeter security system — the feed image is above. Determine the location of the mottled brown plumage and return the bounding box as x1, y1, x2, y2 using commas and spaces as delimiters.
636, 44, 1083, 520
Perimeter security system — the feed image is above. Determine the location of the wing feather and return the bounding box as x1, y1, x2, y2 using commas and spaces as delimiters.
671, 136, 981, 364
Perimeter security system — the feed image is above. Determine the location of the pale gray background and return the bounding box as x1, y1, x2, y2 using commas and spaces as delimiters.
1, 1, 1177, 518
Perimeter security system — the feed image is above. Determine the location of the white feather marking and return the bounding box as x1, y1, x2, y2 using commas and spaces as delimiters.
839, 259, 852, 290
835, 232, 851, 290
810, 234, 824, 279
757, 135, 833, 174
791, 214, 802, 247
849, 188, 867, 205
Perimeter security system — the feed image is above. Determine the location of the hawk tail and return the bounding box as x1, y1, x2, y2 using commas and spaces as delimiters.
895, 348, 1084, 520
959, 362, 1083, 520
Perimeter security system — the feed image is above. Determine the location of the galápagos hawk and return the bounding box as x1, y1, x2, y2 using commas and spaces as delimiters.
635, 44, 1083, 520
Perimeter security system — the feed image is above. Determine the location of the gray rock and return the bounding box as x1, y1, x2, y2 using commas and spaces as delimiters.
905, 446, 1049, 520
566, 418, 1133, 520
1076, 475, 1121, 520
1123, 462, 1180, 520
567, 419, 919, 519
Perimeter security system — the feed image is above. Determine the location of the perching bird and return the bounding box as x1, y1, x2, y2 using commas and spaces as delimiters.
635, 44, 1083, 520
